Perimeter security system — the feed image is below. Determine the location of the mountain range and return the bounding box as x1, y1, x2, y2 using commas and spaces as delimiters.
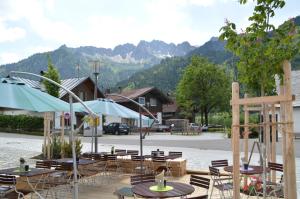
0, 40, 195, 88
1, 15, 299, 93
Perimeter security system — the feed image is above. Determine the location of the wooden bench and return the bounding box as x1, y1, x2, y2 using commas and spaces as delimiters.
294, 133, 300, 139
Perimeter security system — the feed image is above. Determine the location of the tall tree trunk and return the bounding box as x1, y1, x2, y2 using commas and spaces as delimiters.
204, 107, 209, 126
201, 109, 204, 125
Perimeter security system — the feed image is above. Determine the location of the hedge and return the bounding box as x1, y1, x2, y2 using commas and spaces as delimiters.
0, 114, 43, 134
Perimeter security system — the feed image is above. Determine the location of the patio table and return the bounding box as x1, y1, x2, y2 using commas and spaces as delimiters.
132, 181, 194, 198
0, 167, 55, 192
54, 158, 96, 165
224, 165, 270, 175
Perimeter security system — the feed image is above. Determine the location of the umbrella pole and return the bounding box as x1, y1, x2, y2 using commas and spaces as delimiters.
69, 95, 78, 199
139, 106, 143, 174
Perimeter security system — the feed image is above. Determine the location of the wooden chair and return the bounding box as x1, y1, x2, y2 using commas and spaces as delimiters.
114, 174, 155, 199
127, 150, 139, 156
130, 174, 155, 185
0, 174, 24, 199
115, 149, 127, 156
211, 159, 228, 168
151, 151, 164, 157
35, 160, 52, 169
187, 175, 210, 199
168, 151, 182, 159
209, 166, 233, 199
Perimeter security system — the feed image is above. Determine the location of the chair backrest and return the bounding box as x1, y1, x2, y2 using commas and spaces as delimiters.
209, 166, 220, 177
151, 151, 164, 156
152, 156, 166, 163
131, 155, 144, 161
54, 163, 73, 171
115, 149, 126, 156
211, 159, 228, 167
127, 150, 139, 156
268, 162, 283, 172
190, 175, 210, 191
35, 160, 52, 169
130, 174, 155, 185
168, 151, 182, 159
106, 154, 117, 161
0, 174, 16, 185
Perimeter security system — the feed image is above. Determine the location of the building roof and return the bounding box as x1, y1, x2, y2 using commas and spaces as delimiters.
109, 87, 172, 104
14, 76, 103, 99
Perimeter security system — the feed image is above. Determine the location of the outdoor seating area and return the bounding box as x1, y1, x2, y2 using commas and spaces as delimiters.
0, 152, 288, 199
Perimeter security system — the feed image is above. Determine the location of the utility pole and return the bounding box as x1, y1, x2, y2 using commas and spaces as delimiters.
89, 60, 100, 153
76, 63, 80, 79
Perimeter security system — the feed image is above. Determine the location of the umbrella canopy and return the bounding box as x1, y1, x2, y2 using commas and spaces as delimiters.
0, 78, 70, 112
73, 98, 149, 120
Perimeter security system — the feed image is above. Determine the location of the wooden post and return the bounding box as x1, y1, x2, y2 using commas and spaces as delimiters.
271, 105, 276, 183
61, 112, 65, 158
280, 85, 288, 198
243, 94, 249, 186
47, 112, 51, 160
283, 60, 297, 198
232, 82, 240, 199
265, 104, 271, 184
43, 113, 47, 158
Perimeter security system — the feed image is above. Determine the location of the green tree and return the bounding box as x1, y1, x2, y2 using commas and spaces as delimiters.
176, 56, 231, 125
220, 0, 300, 95
43, 55, 61, 97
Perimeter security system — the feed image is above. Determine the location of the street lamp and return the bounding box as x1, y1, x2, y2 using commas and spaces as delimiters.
76, 63, 80, 79
89, 60, 100, 153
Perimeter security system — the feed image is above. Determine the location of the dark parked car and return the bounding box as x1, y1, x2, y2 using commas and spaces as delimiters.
103, 123, 130, 135
151, 123, 171, 132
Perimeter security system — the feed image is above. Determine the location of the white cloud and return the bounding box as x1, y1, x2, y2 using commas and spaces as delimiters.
0, 0, 77, 44
0, 20, 26, 42
0, 52, 21, 64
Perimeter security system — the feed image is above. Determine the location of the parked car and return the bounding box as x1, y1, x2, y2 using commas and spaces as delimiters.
201, 125, 208, 131
103, 123, 130, 135
189, 123, 201, 131
151, 123, 171, 132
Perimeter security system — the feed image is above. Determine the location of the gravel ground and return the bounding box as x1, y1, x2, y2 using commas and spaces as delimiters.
0, 132, 299, 191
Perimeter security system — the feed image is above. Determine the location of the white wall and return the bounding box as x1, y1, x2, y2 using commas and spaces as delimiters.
294, 107, 300, 133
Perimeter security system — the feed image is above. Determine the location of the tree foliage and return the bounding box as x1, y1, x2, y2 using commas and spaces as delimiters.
220, 0, 300, 95
176, 56, 231, 125
43, 55, 61, 97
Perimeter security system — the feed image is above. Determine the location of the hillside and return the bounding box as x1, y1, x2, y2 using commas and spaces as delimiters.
116, 16, 300, 92
115, 37, 232, 92
0, 40, 195, 88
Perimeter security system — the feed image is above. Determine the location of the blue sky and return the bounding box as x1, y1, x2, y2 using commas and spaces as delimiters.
0, 0, 299, 65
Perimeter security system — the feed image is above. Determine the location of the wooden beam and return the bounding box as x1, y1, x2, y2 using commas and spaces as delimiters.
283, 60, 297, 198
244, 93, 249, 186
243, 106, 262, 112
265, 105, 271, 174
271, 104, 276, 183
280, 85, 288, 198
232, 82, 240, 199
231, 95, 294, 106
61, 111, 65, 158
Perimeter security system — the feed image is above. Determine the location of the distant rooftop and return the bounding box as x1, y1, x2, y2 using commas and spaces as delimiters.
13, 76, 101, 99
109, 87, 172, 104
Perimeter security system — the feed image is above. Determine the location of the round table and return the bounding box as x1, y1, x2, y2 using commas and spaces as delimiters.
224, 165, 270, 175
132, 182, 195, 198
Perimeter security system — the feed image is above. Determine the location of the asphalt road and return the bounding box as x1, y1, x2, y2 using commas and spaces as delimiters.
81, 132, 300, 157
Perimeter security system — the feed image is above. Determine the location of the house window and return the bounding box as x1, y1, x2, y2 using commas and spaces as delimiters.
138, 97, 145, 106
150, 98, 157, 106
79, 91, 85, 101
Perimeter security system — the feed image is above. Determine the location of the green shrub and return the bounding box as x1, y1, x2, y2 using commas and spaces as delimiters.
0, 114, 43, 133
61, 139, 83, 158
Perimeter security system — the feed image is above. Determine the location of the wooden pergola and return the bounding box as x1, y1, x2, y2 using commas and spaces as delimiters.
231, 60, 297, 198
